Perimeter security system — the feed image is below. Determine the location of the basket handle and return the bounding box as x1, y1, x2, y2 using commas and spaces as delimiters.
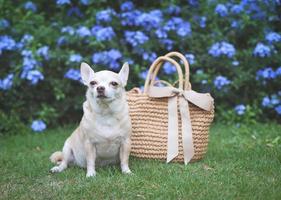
150, 52, 191, 90
153, 80, 173, 87
143, 56, 184, 94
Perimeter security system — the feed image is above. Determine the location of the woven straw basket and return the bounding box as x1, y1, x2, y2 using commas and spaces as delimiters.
127, 52, 215, 163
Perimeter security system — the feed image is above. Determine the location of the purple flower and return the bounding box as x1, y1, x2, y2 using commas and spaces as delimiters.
142, 52, 157, 63
0, 19, 10, 28
256, 67, 276, 80
232, 61, 239, 66
276, 67, 281, 76
95, 27, 115, 41
24, 1, 37, 12
136, 10, 163, 30
91, 25, 102, 33
96, 9, 115, 23
230, 4, 244, 14
120, 1, 134, 11
64, 68, 81, 81
139, 70, 148, 80
160, 39, 174, 50
20, 66, 32, 79
109, 49, 122, 60
92, 49, 122, 69
67, 7, 83, 18
56, 0, 71, 5
234, 104, 246, 115
22, 58, 37, 68
262, 96, 271, 107
271, 95, 280, 105
57, 36, 67, 46
0, 35, 17, 54
20, 34, 34, 44
76, 26, 91, 37
185, 53, 195, 65
199, 16, 206, 28
23, 57, 38, 68
20, 50, 40, 76
138, 70, 158, 82
20, 49, 43, 83
164, 17, 192, 37
208, 41, 236, 58
265, 32, 281, 43
61, 26, 75, 35
26, 70, 44, 85
21, 49, 33, 57
120, 10, 142, 26
231, 20, 241, 28
155, 28, 168, 39
69, 54, 82, 63
163, 62, 176, 74
124, 31, 149, 47
92, 26, 116, 41
166, 5, 181, 15
36, 46, 49, 60
275, 105, 281, 115
253, 43, 271, 57
164, 17, 183, 31
242, 1, 266, 20
188, 0, 199, 7
213, 75, 231, 90
262, 95, 280, 107
0, 74, 14, 90
126, 58, 134, 65
215, 4, 228, 17
176, 22, 192, 37
20, 52, 44, 85
31, 120, 46, 132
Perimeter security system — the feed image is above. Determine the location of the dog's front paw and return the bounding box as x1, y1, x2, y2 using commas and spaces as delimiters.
50, 166, 62, 173
86, 170, 96, 178
122, 168, 132, 175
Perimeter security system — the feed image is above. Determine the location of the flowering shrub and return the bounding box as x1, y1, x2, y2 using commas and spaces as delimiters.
0, 0, 280, 133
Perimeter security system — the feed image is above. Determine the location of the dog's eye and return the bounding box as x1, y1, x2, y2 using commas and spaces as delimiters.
110, 81, 118, 86
90, 81, 97, 86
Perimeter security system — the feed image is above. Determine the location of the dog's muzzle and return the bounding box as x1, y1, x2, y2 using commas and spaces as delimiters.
97, 86, 106, 98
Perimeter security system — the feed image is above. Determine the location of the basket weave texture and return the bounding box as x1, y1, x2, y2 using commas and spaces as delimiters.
127, 52, 215, 163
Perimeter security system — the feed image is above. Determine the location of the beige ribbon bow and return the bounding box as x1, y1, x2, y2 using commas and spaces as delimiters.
148, 86, 214, 165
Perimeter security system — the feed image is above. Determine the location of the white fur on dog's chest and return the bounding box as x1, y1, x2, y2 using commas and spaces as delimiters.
90, 129, 124, 144
88, 117, 126, 158
90, 115, 126, 141
91, 133, 123, 159
95, 138, 122, 158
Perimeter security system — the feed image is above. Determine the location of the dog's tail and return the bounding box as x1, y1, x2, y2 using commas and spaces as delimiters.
50, 151, 63, 165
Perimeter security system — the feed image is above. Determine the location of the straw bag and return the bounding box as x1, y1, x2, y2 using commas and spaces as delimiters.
127, 52, 215, 164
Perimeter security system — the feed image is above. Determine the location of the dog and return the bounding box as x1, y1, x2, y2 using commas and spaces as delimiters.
49, 62, 132, 177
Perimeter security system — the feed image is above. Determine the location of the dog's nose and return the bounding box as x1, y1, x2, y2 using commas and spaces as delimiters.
97, 86, 105, 93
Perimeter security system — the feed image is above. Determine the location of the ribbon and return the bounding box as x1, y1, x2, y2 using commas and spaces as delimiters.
148, 86, 214, 165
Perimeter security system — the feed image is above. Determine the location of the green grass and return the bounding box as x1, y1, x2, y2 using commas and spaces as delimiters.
0, 123, 281, 200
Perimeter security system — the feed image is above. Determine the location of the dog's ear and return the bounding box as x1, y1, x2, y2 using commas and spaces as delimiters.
80, 62, 94, 85
119, 62, 129, 87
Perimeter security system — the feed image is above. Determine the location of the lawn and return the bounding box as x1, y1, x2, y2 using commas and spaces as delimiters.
0, 123, 280, 200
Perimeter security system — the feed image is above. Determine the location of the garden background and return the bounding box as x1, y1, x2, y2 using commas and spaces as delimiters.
0, 0, 280, 133
0, 0, 281, 199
